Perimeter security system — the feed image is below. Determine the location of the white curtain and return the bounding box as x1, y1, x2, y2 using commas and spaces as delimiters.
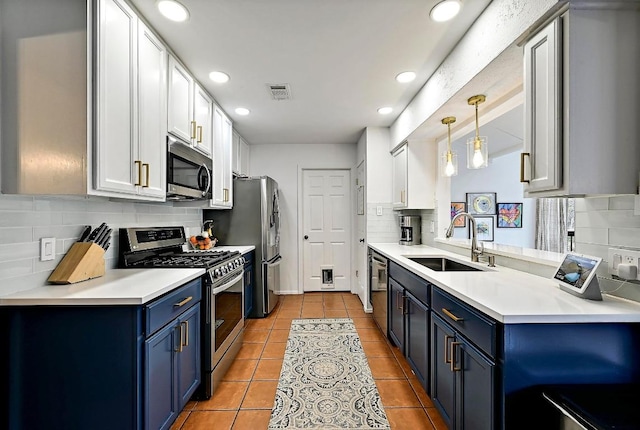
535, 198, 570, 253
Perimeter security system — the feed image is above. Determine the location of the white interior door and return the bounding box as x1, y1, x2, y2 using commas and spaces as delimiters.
303, 169, 352, 292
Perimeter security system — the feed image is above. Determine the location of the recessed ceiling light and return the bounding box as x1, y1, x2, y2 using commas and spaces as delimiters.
156, 0, 190, 22
430, 0, 461, 22
235, 107, 250, 116
396, 71, 417, 83
209, 71, 230, 83
377, 107, 393, 115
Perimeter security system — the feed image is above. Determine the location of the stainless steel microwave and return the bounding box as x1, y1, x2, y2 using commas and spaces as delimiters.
166, 136, 212, 201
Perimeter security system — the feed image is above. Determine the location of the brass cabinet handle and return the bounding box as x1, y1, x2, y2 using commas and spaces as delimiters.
191, 121, 197, 139
176, 324, 183, 353
402, 295, 408, 315
444, 334, 453, 364
223, 188, 230, 202
134, 160, 142, 186
451, 341, 462, 372
442, 308, 464, 322
143, 163, 150, 188
520, 152, 530, 183
173, 296, 193, 307
197, 125, 203, 143
400, 190, 405, 204
181, 320, 189, 347
396, 291, 403, 311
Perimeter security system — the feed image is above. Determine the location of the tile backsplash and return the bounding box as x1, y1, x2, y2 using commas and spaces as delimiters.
366, 203, 400, 243
0, 194, 203, 296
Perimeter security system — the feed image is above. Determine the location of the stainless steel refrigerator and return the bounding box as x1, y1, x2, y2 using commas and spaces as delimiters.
206, 176, 281, 317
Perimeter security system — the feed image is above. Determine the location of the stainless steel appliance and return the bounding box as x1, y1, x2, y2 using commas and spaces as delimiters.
369, 250, 388, 335
166, 136, 213, 201
119, 226, 244, 399
206, 176, 281, 318
399, 215, 421, 245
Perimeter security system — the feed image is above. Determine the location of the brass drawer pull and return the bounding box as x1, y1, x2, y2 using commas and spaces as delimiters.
181, 320, 189, 347
197, 125, 203, 143
442, 308, 464, 322
191, 121, 197, 139
175, 324, 183, 353
444, 334, 453, 364
134, 160, 142, 186
520, 152, 530, 183
143, 163, 150, 188
451, 341, 462, 372
173, 296, 193, 307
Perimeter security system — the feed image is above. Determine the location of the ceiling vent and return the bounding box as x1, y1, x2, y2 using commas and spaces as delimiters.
267, 83, 291, 101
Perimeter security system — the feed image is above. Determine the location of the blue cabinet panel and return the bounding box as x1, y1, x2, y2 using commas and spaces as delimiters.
458, 337, 495, 430
405, 291, 429, 392
388, 279, 405, 352
146, 278, 201, 335
177, 304, 201, 409
431, 313, 456, 429
146, 321, 178, 430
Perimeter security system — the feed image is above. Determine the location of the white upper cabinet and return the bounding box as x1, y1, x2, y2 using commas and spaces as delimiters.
392, 140, 436, 210
168, 56, 214, 157
232, 129, 251, 177
212, 106, 233, 208
167, 56, 194, 143
95, 0, 166, 200
193, 84, 213, 156
522, 7, 640, 197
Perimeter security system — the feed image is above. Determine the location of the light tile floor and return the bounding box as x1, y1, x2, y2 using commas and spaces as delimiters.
171, 292, 447, 430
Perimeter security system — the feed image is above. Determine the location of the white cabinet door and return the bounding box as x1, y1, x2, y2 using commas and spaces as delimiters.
168, 56, 194, 143
193, 84, 213, 156
240, 136, 250, 176
392, 144, 407, 209
231, 130, 241, 175
212, 106, 233, 208
523, 17, 562, 194
137, 21, 167, 199
95, 0, 138, 195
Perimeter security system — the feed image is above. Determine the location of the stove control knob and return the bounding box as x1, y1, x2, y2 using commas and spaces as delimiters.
221, 266, 227, 275
227, 263, 234, 271
214, 269, 222, 278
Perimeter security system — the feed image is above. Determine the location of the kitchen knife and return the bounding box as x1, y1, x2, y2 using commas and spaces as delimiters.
93, 225, 110, 247
96, 228, 112, 250
85, 223, 106, 243
78, 225, 92, 242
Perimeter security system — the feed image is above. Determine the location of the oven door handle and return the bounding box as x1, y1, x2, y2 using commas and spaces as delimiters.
212, 273, 243, 295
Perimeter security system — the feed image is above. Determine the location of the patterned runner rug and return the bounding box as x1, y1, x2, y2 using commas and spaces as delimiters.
268, 318, 390, 430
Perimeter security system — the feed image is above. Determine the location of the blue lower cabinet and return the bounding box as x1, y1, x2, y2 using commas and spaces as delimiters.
243, 251, 255, 318
405, 291, 429, 392
431, 314, 457, 429
146, 320, 178, 430
3, 279, 202, 430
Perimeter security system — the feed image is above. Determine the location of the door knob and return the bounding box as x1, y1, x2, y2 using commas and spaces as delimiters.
359, 238, 365, 243
304, 235, 309, 240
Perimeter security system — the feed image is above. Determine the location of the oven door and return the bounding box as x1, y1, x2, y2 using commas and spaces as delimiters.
369, 252, 388, 335
211, 272, 244, 368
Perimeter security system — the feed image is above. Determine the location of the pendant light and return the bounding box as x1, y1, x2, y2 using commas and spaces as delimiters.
441, 116, 458, 177
466, 94, 488, 169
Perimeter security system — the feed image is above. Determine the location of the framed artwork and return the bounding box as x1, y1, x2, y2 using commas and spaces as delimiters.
497, 203, 523, 228
450, 202, 467, 227
471, 216, 494, 242
466, 192, 497, 215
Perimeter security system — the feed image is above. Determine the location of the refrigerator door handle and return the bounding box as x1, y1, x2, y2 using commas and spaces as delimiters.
267, 256, 282, 267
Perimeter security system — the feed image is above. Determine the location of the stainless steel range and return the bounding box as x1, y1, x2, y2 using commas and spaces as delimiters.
119, 226, 245, 399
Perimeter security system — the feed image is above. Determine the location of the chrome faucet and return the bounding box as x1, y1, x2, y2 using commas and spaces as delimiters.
445, 212, 484, 262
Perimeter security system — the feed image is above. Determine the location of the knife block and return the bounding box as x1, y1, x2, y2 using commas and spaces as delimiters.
48, 242, 106, 284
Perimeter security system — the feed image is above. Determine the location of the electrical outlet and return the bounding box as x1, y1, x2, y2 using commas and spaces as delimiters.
40, 237, 55, 261
607, 247, 640, 280
376, 206, 383, 216
430, 220, 435, 233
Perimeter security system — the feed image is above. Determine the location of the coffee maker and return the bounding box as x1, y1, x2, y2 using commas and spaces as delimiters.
399, 215, 421, 245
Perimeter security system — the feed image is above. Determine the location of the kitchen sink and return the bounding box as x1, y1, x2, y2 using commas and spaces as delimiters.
406, 257, 482, 272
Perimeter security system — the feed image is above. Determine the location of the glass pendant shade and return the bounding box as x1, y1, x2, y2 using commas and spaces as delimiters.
466, 136, 488, 169
440, 116, 458, 177
442, 150, 458, 176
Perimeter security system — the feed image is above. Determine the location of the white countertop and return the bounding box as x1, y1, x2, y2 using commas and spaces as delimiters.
0, 268, 205, 306
369, 243, 640, 324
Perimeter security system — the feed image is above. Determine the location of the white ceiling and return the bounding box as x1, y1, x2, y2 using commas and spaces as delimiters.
130, 0, 491, 145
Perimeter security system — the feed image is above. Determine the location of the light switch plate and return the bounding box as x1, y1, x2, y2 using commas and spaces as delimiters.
40, 237, 55, 261
376, 206, 383, 216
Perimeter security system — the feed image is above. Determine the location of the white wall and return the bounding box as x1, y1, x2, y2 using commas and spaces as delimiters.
249, 143, 357, 295
450, 151, 536, 248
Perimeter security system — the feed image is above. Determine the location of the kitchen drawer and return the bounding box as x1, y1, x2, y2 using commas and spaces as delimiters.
389, 261, 430, 306
146, 278, 202, 336
432, 287, 496, 358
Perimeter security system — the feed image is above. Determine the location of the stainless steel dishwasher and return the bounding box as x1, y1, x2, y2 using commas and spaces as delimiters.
369, 250, 388, 335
